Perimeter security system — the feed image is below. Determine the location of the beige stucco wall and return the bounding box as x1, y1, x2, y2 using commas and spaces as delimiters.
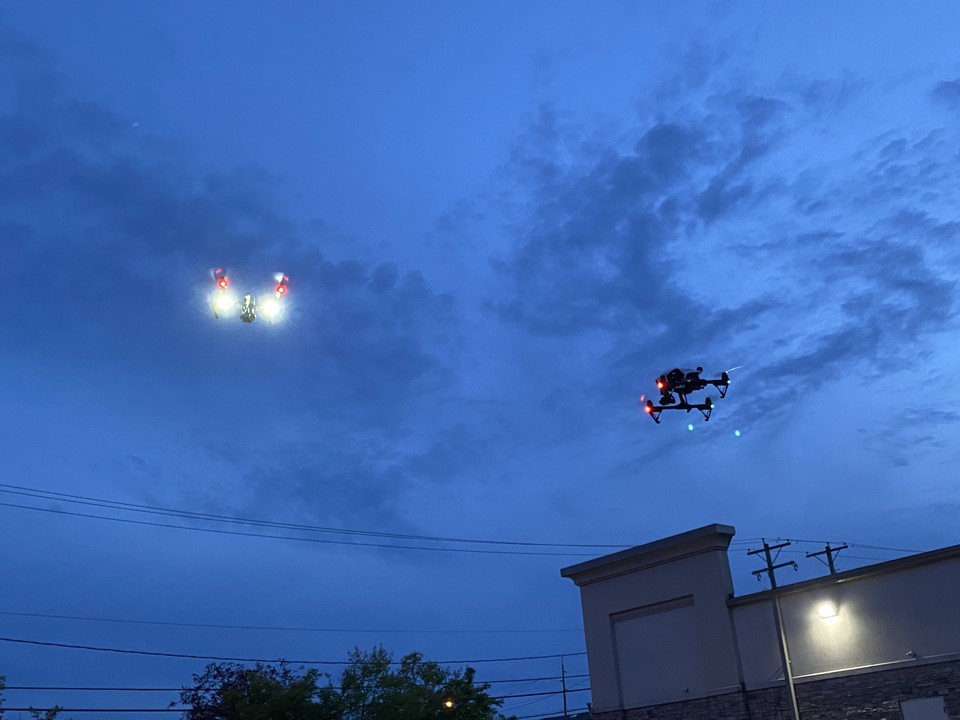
564, 525, 960, 716
733, 555, 960, 688
563, 526, 742, 713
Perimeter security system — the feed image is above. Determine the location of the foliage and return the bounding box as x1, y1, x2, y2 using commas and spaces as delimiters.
177, 661, 334, 720
28, 708, 62, 720
0, 673, 62, 720
178, 647, 515, 720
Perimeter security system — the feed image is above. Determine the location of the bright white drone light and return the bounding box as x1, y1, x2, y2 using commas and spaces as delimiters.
261, 297, 282, 320
215, 293, 235, 313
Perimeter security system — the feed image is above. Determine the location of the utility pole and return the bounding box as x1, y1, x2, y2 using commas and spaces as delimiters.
561, 655, 568, 718
749, 540, 801, 720
806, 543, 847, 575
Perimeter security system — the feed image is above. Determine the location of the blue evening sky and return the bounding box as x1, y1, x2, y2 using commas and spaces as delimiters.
1, 2, 959, 717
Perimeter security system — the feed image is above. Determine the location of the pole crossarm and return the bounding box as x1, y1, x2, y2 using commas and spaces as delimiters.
806, 543, 848, 575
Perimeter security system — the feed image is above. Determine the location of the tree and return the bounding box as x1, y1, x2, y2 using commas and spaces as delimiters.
178, 647, 515, 720
177, 662, 335, 720
28, 709, 62, 720
336, 647, 513, 720
0, 677, 62, 720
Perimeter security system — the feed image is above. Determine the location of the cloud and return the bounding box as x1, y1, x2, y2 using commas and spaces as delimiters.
489, 90, 789, 356
932, 78, 960, 106
486, 60, 959, 442
0, 23, 466, 533
0, 23, 459, 415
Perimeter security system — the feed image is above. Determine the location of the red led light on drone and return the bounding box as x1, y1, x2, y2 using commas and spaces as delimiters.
644, 404, 653, 413
276, 284, 286, 295
218, 277, 229, 289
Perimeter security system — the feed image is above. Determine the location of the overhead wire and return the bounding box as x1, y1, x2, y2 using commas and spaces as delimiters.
0, 500, 600, 557
0, 609, 582, 635
0, 683, 591, 716
0, 676, 592, 692
501, 675, 589, 713
8, 484, 924, 559
731, 536, 922, 554
0, 483, 629, 551
515, 708, 589, 719
0, 634, 585, 665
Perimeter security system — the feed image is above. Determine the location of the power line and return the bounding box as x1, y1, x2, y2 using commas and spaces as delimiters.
514, 706, 589, 719
0, 501, 600, 557
499, 688, 590, 700
0, 609, 581, 635
0, 710, 177, 715
779, 549, 915, 563
0, 483, 629, 551
0, 687, 590, 703
734, 536, 921, 554
0, 691, 592, 715
2, 484, 928, 558
0, 634, 585, 665
0, 676, 590, 691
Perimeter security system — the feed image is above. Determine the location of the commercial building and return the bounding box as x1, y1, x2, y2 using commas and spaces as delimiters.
561, 524, 960, 719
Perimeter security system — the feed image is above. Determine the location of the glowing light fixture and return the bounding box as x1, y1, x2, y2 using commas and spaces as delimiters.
734, 430, 741, 437
817, 601, 838, 619
687, 423, 694, 431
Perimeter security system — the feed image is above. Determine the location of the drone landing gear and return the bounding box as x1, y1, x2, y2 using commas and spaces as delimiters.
715, 371, 730, 399
645, 400, 663, 424
644, 397, 714, 424
697, 399, 715, 422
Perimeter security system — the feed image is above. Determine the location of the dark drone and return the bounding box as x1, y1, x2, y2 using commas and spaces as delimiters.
643, 367, 730, 424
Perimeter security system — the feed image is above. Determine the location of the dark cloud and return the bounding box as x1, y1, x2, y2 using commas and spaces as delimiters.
0, 24, 458, 417
233, 420, 501, 537
490, 88, 788, 348
0, 23, 467, 538
932, 78, 960, 106
488, 64, 959, 443
796, 74, 866, 115
862, 407, 960, 467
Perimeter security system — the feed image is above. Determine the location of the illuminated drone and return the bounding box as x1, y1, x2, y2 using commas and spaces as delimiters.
643, 367, 730, 424
211, 268, 289, 323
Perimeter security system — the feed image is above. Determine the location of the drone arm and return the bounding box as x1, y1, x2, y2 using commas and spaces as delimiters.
704, 378, 729, 398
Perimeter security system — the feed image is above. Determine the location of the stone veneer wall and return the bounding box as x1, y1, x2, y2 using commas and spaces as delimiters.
590, 658, 960, 720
